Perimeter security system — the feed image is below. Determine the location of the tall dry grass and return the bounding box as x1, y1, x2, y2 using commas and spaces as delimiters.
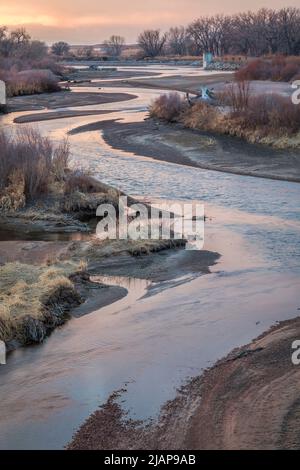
236, 56, 300, 82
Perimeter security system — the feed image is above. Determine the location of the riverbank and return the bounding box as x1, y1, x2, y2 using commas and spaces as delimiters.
0, 122, 191, 350
7, 90, 137, 112
68, 314, 300, 450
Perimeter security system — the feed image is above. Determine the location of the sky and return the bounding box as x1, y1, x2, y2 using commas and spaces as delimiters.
0, 0, 299, 44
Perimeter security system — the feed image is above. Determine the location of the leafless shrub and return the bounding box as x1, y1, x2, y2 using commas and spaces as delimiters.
219, 80, 251, 113
0, 69, 61, 97
149, 92, 186, 122
138, 30, 167, 58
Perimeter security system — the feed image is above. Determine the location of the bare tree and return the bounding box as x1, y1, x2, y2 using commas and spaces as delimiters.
103, 35, 125, 57
138, 30, 167, 57
51, 41, 70, 57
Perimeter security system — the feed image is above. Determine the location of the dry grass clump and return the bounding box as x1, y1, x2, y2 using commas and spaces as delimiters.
0, 128, 69, 210
236, 56, 300, 83
149, 92, 186, 122
62, 172, 120, 214
127, 238, 186, 256
0, 261, 81, 345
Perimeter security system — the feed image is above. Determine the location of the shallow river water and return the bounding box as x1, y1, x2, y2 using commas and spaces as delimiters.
0, 66, 299, 449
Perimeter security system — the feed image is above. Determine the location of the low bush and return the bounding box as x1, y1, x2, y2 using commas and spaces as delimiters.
232, 94, 300, 135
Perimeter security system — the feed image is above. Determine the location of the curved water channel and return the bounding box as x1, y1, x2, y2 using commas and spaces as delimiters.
0, 66, 300, 449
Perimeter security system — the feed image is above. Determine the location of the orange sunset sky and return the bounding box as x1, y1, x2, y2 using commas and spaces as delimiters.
0, 0, 298, 44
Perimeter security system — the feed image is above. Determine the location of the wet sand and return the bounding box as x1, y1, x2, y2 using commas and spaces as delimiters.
70, 118, 300, 183
68, 316, 300, 450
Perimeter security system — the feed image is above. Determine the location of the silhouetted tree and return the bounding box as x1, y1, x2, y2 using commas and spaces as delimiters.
51, 41, 70, 57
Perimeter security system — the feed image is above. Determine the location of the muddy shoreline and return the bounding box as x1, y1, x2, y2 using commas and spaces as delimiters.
68, 315, 300, 450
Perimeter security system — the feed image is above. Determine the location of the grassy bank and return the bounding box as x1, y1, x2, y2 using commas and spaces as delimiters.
0, 127, 188, 350
149, 86, 300, 149
0, 128, 120, 220
236, 56, 300, 82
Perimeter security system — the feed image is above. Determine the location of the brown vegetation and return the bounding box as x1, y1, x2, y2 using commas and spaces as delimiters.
0, 69, 61, 97
0, 261, 82, 346
137, 7, 300, 58
149, 92, 186, 122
